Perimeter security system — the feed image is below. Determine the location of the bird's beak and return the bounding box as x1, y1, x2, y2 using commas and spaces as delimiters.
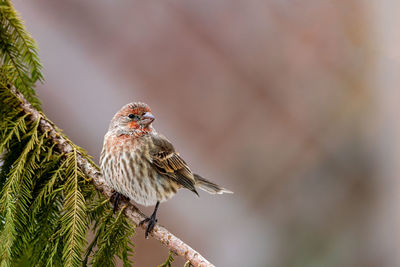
141, 112, 155, 126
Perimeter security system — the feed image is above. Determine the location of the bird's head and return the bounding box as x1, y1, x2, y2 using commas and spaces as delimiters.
109, 102, 155, 136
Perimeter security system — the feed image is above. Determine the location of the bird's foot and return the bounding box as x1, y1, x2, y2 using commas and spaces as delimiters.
139, 213, 158, 239
110, 191, 127, 213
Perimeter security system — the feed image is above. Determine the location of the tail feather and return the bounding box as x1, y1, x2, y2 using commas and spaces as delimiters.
194, 174, 233, 194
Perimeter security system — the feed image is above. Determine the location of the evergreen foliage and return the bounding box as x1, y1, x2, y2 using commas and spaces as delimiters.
0, 0, 43, 109
0, 1, 135, 266
87, 206, 134, 267
159, 252, 175, 267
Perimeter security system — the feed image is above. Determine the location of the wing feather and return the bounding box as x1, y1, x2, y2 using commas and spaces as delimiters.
147, 135, 198, 195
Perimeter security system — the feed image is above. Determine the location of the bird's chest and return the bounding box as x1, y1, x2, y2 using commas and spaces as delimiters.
102, 135, 177, 206
106, 137, 150, 176
105, 135, 138, 154
102, 136, 158, 204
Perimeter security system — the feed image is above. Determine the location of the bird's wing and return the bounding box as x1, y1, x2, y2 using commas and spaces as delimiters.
147, 135, 198, 195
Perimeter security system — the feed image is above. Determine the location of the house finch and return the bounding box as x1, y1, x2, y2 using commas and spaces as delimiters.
100, 102, 232, 238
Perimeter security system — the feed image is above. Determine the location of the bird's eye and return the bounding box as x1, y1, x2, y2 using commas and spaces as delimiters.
128, 114, 138, 120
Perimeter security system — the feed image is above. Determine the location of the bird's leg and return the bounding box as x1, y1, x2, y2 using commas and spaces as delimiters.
110, 191, 122, 213
139, 201, 160, 238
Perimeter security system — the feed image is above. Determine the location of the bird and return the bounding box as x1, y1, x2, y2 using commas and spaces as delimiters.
100, 102, 233, 238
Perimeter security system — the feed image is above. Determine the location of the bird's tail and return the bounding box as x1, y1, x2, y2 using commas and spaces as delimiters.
194, 174, 233, 195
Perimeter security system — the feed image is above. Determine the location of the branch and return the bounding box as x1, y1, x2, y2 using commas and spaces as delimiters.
10, 86, 215, 267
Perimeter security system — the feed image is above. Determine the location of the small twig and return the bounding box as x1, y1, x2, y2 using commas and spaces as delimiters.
159, 251, 175, 267
10, 87, 215, 267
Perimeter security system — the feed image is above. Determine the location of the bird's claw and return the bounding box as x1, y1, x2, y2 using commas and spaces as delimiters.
110, 191, 122, 213
139, 214, 158, 239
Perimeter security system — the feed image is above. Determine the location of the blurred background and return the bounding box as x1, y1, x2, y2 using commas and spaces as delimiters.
13, 1, 400, 266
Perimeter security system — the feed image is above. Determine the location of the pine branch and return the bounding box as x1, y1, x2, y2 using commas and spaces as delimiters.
60, 148, 88, 267
89, 206, 134, 267
159, 251, 175, 267
0, 119, 39, 266
9, 86, 216, 267
0, 0, 43, 109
